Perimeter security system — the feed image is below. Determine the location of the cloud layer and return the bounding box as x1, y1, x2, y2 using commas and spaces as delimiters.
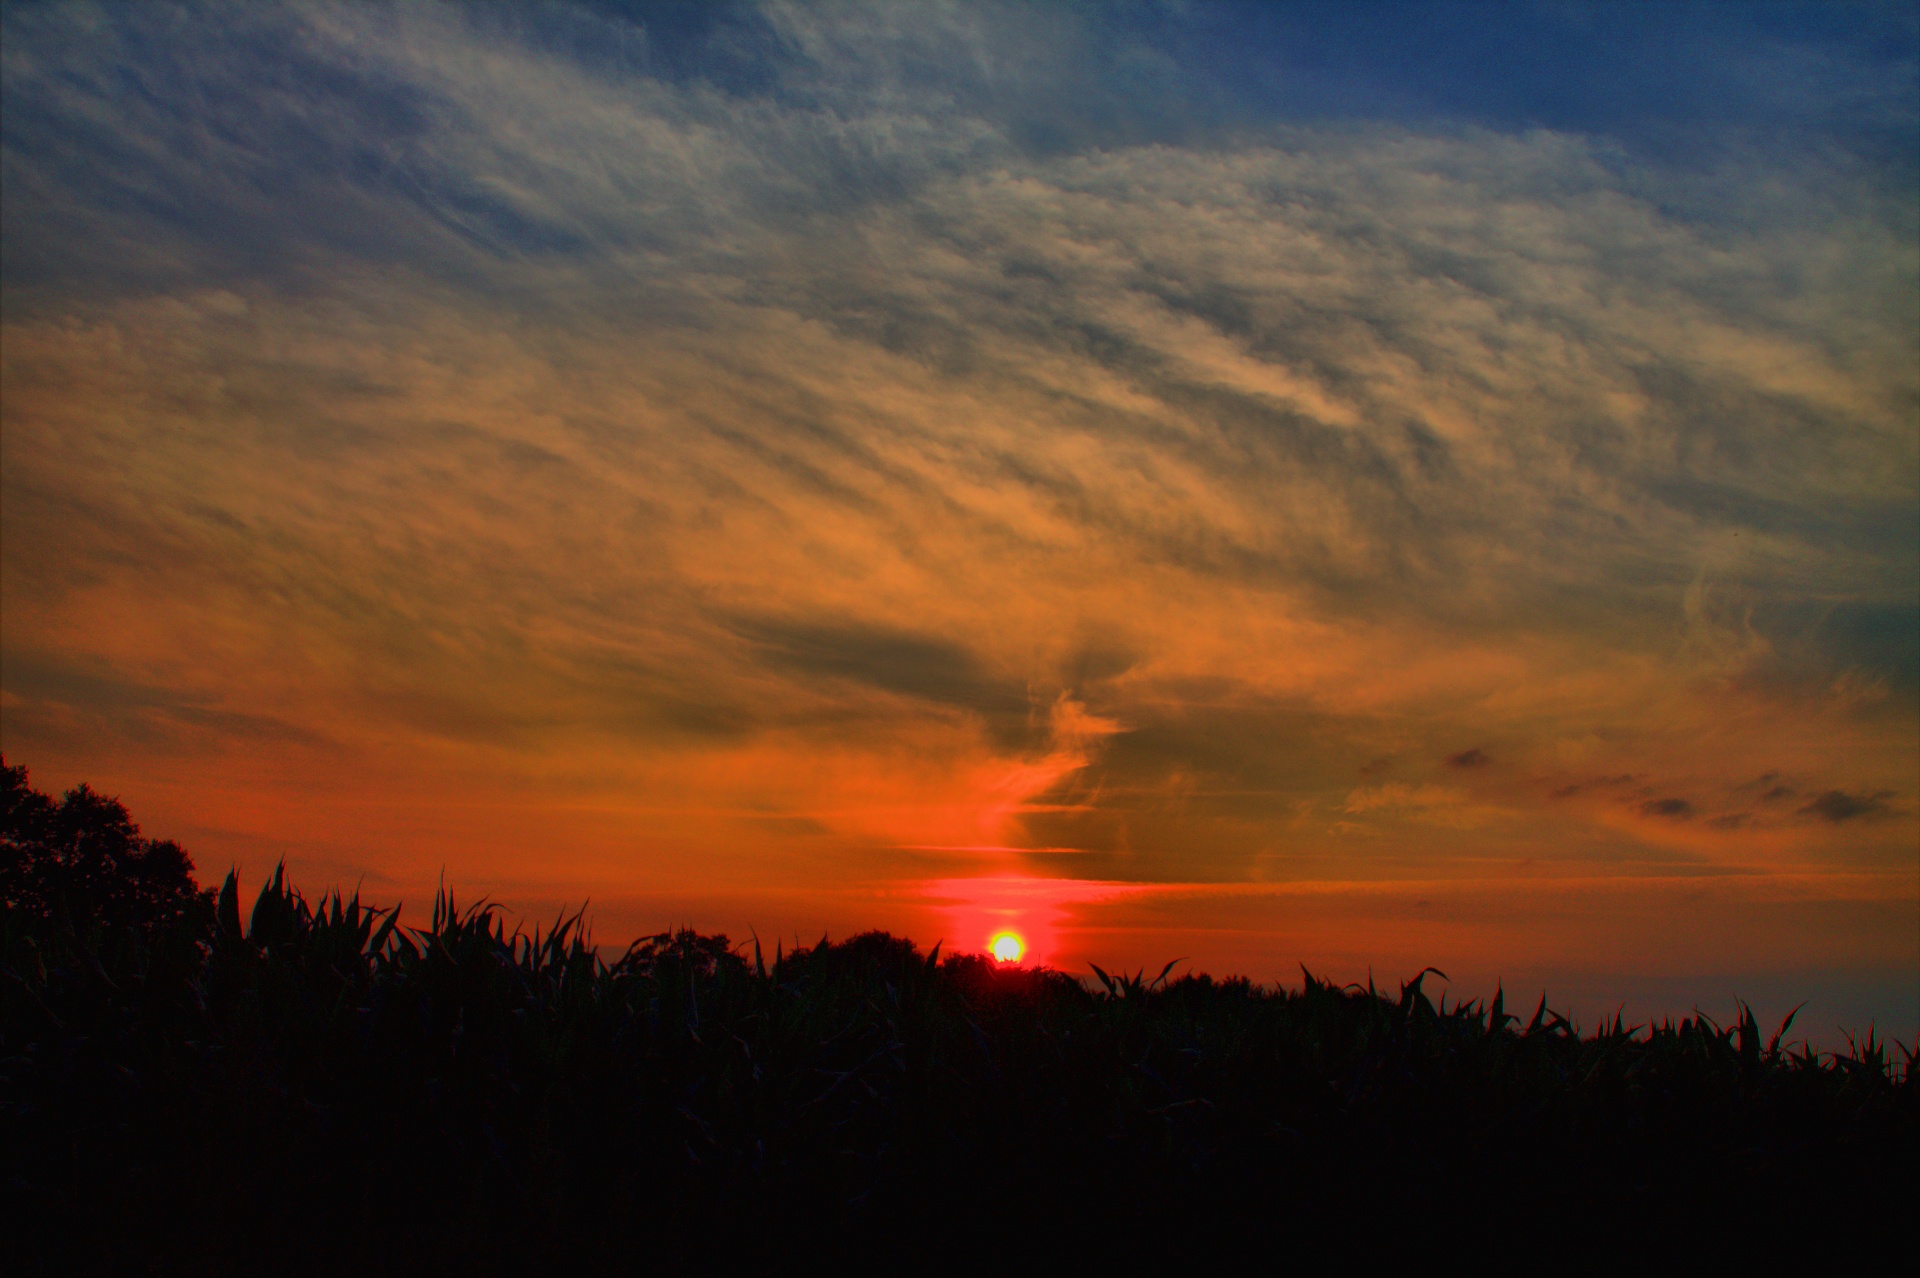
3, 2, 1914, 1032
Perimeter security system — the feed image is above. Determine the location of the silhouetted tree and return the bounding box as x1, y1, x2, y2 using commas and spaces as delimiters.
0, 756, 211, 934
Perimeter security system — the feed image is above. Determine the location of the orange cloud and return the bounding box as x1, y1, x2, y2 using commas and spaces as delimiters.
2, 0, 1912, 1042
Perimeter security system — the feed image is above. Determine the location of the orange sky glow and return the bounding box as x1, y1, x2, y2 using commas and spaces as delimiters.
3, 2, 1914, 1044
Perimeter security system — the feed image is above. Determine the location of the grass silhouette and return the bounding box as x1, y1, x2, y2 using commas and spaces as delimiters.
5, 861, 1913, 1271
3, 764, 1913, 1268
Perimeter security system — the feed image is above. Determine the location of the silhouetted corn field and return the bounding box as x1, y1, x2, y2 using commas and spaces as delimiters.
4, 867, 1913, 1271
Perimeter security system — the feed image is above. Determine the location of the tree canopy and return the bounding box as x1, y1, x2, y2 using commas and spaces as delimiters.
1, 756, 210, 933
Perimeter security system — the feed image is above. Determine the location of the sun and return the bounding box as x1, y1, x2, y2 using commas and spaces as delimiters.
990, 932, 1025, 964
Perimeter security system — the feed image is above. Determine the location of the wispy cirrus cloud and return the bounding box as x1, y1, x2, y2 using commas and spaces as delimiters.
2, 2, 1913, 1030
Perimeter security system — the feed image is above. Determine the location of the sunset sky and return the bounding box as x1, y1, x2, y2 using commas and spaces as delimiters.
4, 1, 1915, 1040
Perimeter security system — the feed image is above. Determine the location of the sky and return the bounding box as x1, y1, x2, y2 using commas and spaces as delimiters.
3, 0, 1915, 1041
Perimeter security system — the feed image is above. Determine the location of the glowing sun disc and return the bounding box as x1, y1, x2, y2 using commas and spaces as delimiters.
990, 933, 1025, 963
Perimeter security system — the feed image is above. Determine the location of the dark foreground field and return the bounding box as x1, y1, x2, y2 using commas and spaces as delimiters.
8, 877, 1915, 1271
3, 769, 1914, 1271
